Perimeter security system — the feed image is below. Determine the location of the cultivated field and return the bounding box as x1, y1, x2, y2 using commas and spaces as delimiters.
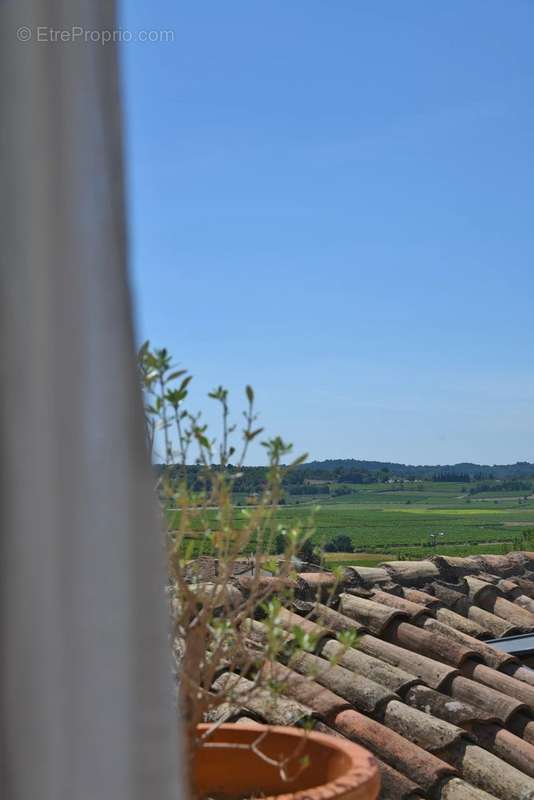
275, 480, 534, 565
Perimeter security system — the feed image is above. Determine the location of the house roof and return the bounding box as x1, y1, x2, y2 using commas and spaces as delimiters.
205, 551, 534, 800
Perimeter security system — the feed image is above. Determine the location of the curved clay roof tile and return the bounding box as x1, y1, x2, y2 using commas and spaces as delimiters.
404, 683, 499, 726
312, 721, 427, 800
321, 638, 419, 696
212, 672, 311, 726
512, 577, 534, 600
358, 633, 458, 690
260, 661, 350, 723
439, 776, 499, 800
435, 607, 490, 640
334, 708, 457, 794
461, 661, 534, 713
480, 553, 529, 578
382, 560, 441, 586
467, 605, 521, 638
371, 589, 434, 623
514, 594, 534, 615
289, 650, 396, 717
386, 620, 480, 668
309, 601, 369, 636
383, 698, 471, 754
447, 741, 534, 800
505, 664, 534, 689
339, 592, 409, 636
449, 675, 527, 725
473, 724, 534, 780
402, 586, 442, 609
343, 565, 391, 587
486, 596, 534, 632
421, 617, 517, 670
465, 577, 502, 605
432, 555, 486, 579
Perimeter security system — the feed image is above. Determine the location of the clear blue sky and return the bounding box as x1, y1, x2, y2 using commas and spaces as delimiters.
120, 1, 534, 465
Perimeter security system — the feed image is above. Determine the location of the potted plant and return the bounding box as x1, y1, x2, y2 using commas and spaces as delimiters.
138, 344, 380, 800
194, 723, 379, 800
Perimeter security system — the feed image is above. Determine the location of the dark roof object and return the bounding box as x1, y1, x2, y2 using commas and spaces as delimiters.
488, 633, 534, 657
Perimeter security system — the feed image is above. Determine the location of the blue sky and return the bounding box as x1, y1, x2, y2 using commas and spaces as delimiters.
120, 1, 534, 465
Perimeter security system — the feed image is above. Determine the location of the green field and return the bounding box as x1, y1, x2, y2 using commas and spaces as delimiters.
169, 479, 534, 564
274, 480, 534, 564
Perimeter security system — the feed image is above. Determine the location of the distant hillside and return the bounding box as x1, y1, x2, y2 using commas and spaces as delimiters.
298, 459, 534, 480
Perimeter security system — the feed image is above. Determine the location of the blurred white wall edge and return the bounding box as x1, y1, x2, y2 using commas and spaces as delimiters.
0, 2, 183, 798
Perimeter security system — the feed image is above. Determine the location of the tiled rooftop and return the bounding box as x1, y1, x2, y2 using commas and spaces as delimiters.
202, 551, 534, 800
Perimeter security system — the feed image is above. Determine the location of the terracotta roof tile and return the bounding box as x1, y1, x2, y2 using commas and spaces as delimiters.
431, 581, 469, 607
296, 571, 346, 601
477, 573, 502, 585
339, 592, 408, 635
421, 617, 517, 670
433, 552, 530, 580
496, 578, 521, 596
466, 605, 522, 638
403, 684, 498, 726
445, 740, 534, 800
472, 724, 534, 780
438, 776, 499, 800
382, 698, 470, 754
198, 551, 534, 800
504, 663, 534, 688
184, 555, 219, 581
513, 594, 534, 615
321, 639, 419, 695
428, 581, 522, 636
382, 560, 441, 586
385, 619, 480, 667
358, 632, 459, 690
343, 565, 391, 587
288, 651, 396, 716
465, 577, 501, 605
236, 574, 301, 596
312, 721, 427, 800
448, 674, 527, 724
307, 600, 369, 635
434, 608, 489, 640
334, 708, 456, 793
260, 661, 351, 723
402, 586, 442, 609
461, 660, 534, 712
212, 673, 311, 726
432, 555, 485, 579
184, 580, 244, 611
479, 553, 529, 577
370, 589, 433, 622
375, 759, 427, 800
298, 571, 340, 587
512, 577, 534, 600
509, 714, 534, 746
490, 596, 534, 630
274, 606, 335, 648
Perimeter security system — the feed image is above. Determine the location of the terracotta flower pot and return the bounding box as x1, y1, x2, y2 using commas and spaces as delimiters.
194, 723, 380, 800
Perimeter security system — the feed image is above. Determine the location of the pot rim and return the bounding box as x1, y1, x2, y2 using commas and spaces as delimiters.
196, 722, 379, 800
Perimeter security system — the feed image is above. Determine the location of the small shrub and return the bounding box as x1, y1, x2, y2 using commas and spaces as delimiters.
138, 343, 354, 775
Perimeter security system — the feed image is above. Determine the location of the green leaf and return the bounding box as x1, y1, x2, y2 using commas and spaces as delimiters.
245, 427, 264, 441
168, 370, 187, 381
179, 376, 193, 392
